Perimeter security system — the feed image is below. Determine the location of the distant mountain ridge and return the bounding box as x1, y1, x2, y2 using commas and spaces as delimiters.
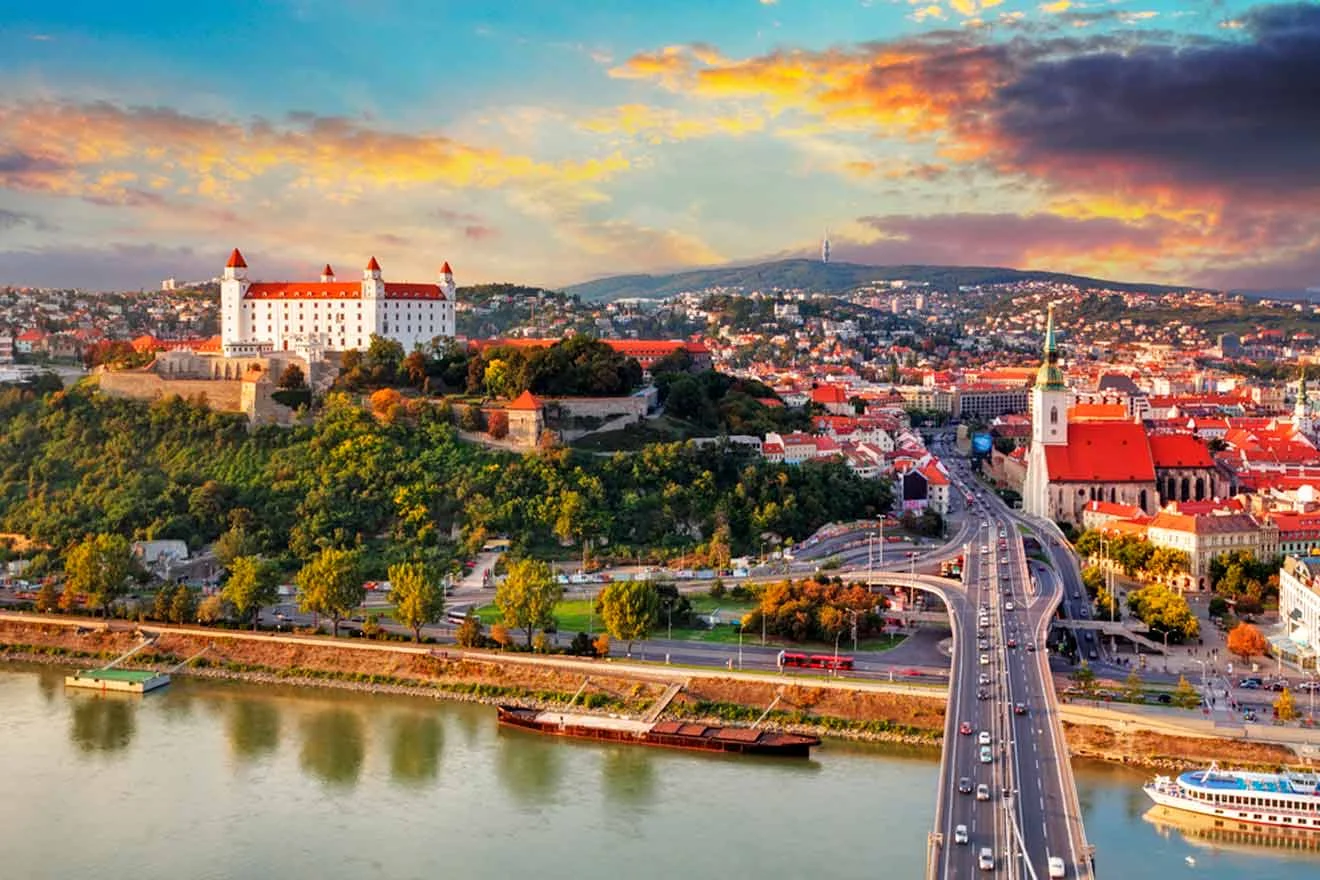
563, 259, 1200, 301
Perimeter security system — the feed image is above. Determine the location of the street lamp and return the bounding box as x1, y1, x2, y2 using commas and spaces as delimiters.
834, 629, 843, 676
738, 628, 743, 670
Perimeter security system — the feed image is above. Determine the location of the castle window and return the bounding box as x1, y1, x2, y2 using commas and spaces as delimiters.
1050, 406, 1058, 425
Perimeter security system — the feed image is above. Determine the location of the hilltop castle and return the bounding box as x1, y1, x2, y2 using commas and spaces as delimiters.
220, 249, 457, 358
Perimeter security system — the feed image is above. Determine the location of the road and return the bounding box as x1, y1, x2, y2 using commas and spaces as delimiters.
929, 436, 1094, 880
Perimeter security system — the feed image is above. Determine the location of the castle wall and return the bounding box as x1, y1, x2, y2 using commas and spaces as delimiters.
97, 372, 246, 412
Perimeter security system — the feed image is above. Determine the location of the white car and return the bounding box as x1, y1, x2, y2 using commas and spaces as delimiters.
1005, 601, 1015, 611
976, 783, 990, 801
955, 824, 969, 844
979, 847, 995, 870
978, 731, 991, 746
980, 654, 990, 666
1047, 856, 1065, 878
979, 745, 993, 764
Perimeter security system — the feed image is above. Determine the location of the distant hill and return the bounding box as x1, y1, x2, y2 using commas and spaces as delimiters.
563, 259, 1200, 302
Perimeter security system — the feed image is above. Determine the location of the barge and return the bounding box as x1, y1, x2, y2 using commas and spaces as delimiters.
496, 705, 820, 758
64, 668, 171, 694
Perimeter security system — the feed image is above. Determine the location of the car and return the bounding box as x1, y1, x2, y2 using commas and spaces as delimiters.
1088, 649, 1098, 660
1268, 680, 1289, 692
977, 688, 990, 701
979, 745, 993, 764
1014, 702, 1027, 715
978, 731, 991, 746
1048, 856, 1066, 878
1005, 601, 1015, 611
955, 824, 969, 845
976, 784, 990, 801
980, 654, 990, 666
1238, 678, 1261, 689
1071, 590, 1080, 599
1244, 709, 1258, 722
979, 847, 995, 871
1007, 637, 1017, 648
1079, 607, 1089, 619
978, 639, 990, 651
960, 721, 973, 735
959, 776, 973, 794
979, 673, 991, 686
1026, 643, 1036, 652
1154, 693, 1171, 704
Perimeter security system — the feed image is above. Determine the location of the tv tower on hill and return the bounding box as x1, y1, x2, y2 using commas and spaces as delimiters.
821, 229, 831, 264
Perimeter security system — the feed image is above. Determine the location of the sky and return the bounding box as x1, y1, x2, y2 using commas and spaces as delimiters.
0, 0, 1317, 291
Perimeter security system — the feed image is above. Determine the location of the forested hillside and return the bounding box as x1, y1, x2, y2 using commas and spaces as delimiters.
0, 385, 890, 573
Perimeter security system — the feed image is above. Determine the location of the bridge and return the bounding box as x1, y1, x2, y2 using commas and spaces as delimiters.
858, 498, 1095, 877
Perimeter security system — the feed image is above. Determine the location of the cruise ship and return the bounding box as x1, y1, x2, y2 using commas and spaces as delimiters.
1144, 764, 1320, 831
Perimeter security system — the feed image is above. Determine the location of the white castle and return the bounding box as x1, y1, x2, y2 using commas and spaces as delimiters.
220, 248, 457, 358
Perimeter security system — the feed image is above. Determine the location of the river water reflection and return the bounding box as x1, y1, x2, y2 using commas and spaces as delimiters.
0, 665, 1316, 880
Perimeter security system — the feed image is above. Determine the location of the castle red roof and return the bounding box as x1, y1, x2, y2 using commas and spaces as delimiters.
226, 248, 247, 269
507, 390, 543, 411
241, 281, 446, 300
1043, 421, 1156, 483
441, 261, 453, 274
322, 264, 334, 276
1148, 433, 1215, 469
366, 256, 381, 272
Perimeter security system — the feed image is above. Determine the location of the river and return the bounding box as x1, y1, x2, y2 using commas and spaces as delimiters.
0, 665, 1316, 880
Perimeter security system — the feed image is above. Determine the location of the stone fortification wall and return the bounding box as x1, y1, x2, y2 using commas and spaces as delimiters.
97, 371, 245, 412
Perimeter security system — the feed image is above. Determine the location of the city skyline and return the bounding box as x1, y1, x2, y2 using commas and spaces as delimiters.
0, 1, 1316, 291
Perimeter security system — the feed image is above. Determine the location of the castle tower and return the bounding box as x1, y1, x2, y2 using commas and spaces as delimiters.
821, 230, 831, 264
220, 248, 251, 356
320, 264, 335, 283
363, 256, 384, 338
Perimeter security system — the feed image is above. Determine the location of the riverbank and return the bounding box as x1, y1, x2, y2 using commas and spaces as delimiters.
0, 616, 1308, 770
0, 618, 942, 748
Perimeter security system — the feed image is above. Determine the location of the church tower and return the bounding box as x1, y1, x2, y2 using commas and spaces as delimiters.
1296, 366, 1313, 437
1023, 303, 1073, 519
363, 256, 384, 338
1031, 303, 1071, 447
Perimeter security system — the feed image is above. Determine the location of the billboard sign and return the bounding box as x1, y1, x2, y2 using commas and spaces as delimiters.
972, 433, 993, 455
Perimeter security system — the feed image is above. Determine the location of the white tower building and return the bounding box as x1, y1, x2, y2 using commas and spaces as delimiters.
1023, 304, 1074, 518
821, 229, 831, 264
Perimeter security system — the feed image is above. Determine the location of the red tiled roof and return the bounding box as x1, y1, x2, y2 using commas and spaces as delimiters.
1043, 421, 1156, 483
1148, 433, 1215, 469
1067, 403, 1128, 421
811, 385, 848, 404
245, 282, 363, 300
921, 463, 950, 486
366, 256, 382, 271
441, 261, 453, 274
1084, 500, 1144, 519
321, 264, 334, 276
16, 329, 45, 342
507, 390, 543, 411
226, 248, 247, 269
383, 282, 446, 300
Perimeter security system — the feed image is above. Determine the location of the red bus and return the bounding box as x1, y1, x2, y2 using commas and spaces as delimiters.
780, 651, 810, 668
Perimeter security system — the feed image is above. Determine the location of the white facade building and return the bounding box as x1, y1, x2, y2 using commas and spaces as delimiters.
220, 249, 457, 358
1279, 556, 1319, 670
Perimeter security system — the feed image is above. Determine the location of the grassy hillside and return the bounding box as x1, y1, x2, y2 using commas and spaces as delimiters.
564, 258, 1199, 301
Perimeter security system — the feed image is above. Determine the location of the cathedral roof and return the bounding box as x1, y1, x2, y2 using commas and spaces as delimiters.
1043, 421, 1156, 483
1148, 433, 1215, 469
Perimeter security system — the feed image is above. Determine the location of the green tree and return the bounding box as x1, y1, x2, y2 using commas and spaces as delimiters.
169, 584, 197, 624
1127, 583, 1199, 641
34, 581, 59, 613
295, 547, 365, 637
213, 524, 259, 570
64, 533, 132, 617
596, 579, 659, 654
1122, 670, 1144, 703
277, 363, 306, 390
1070, 660, 1098, 698
495, 558, 561, 648
223, 556, 281, 630
388, 561, 445, 643
1172, 675, 1201, 709
152, 586, 172, 621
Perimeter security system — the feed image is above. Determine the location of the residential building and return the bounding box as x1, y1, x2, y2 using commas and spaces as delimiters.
1278, 556, 1319, 670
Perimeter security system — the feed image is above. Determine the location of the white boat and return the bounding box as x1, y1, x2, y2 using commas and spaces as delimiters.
1144, 763, 1320, 831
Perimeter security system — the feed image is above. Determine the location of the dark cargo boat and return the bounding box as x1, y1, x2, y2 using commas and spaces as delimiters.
496, 706, 820, 758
